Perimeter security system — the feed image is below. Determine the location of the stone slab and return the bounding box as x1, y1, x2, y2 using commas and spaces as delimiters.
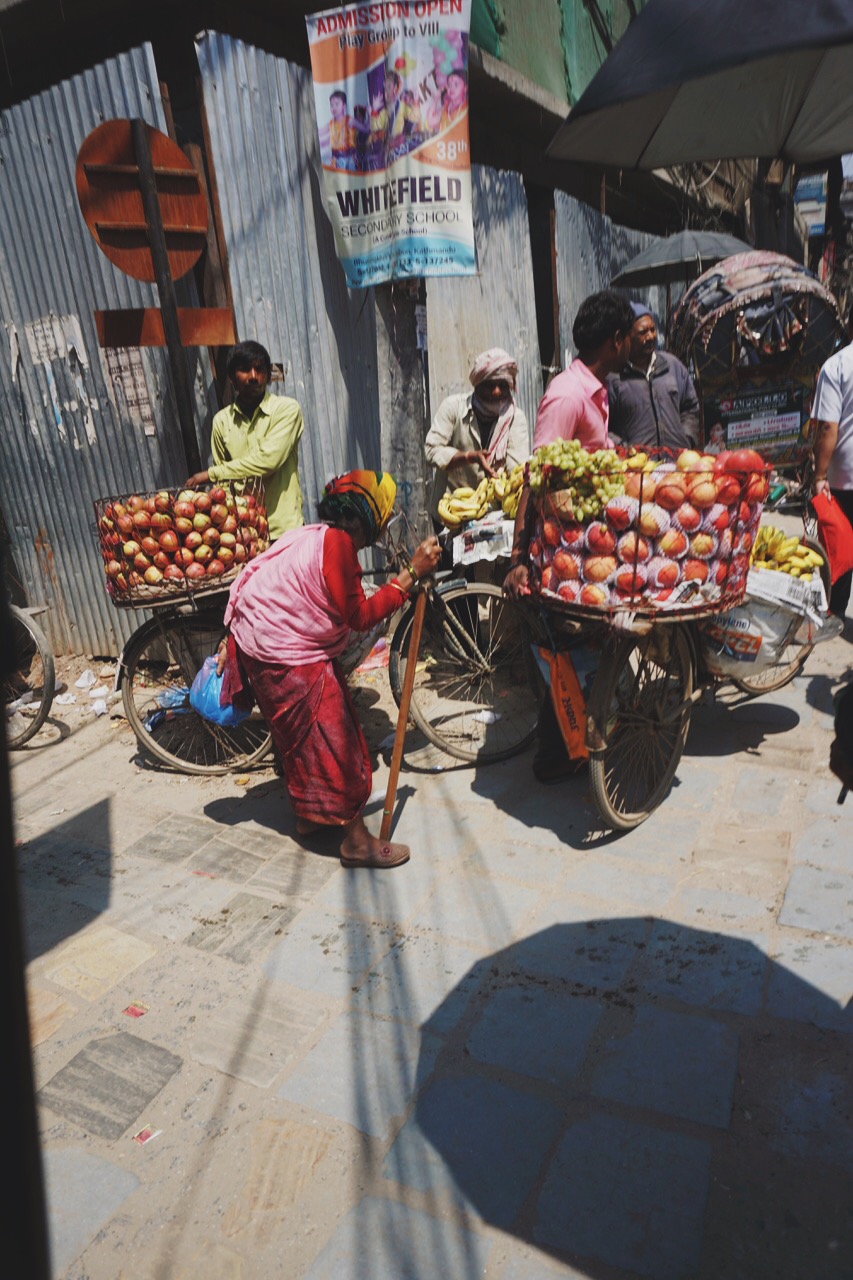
635, 922, 767, 1015
43, 1147, 139, 1276
248, 850, 338, 900
534, 1114, 712, 1279
191, 984, 326, 1088
264, 908, 400, 1000
767, 932, 853, 1031
123, 813, 222, 863
590, 1005, 739, 1129
352, 931, 484, 1032
793, 818, 853, 873
386, 1074, 562, 1228
508, 915, 647, 989
39, 1032, 182, 1139
184, 891, 302, 964
112, 875, 236, 944
27, 986, 78, 1047
186, 838, 267, 883
779, 865, 853, 940
305, 1196, 490, 1280
40, 925, 157, 1001
466, 983, 604, 1086
277, 1011, 442, 1139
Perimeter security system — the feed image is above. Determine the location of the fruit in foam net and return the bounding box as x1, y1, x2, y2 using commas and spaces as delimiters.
617, 531, 650, 564
688, 474, 719, 509
675, 449, 704, 472
689, 531, 718, 560
701, 503, 730, 533
553, 549, 582, 580
657, 527, 688, 559
579, 583, 609, 607
557, 580, 579, 602
561, 524, 585, 550
655, 473, 688, 510
646, 556, 681, 589
638, 503, 671, 538
614, 563, 647, 594
604, 495, 639, 531
683, 558, 709, 583
714, 473, 742, 506
583, 554, 617, 583
673, 501, 701, 532
585, 521, 617, 555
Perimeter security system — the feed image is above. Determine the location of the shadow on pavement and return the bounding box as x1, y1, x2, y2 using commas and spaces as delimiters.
392, 919, 853, 1280
16, 799, 113, 959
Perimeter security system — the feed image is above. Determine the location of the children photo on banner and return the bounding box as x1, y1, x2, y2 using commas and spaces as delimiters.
306, 0, 475, 289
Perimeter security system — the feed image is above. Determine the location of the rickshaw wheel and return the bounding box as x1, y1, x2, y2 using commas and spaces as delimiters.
587, 626, 694, 831
731, 535, 832, 697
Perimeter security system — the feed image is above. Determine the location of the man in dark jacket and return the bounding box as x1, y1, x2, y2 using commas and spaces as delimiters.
608, 302, 700, 450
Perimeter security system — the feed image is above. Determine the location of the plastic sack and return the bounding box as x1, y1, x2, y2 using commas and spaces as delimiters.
698, 601, 800, 677
189, 655, 250, 727
810, 491, 853, 584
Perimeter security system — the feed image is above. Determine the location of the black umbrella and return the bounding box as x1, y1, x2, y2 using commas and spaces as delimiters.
548, 0, 853, 169
611, 230, 753, 287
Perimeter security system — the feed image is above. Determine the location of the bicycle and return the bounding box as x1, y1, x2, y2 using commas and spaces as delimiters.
117, 588, 272, 775
3, 602, 56, 749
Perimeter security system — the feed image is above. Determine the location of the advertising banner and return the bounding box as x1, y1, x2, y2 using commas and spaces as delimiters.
703, 384, 810, 462
306, 0, 475, 288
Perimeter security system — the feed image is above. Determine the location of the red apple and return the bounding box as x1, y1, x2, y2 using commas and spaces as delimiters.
185, 562, 207, 581
219, 531, 237, 550
714, 473, 742, 506
192, 512, 212, 532
134, 552, 153, 572
542, 518, 561, 548
163, 564, 186, 581
140, 535, 160, 557
175, 517, 193, 536
194, 492, 212, 514
132, 510, 151, 532
202, 527, 221, 548
122, 540, 142, 559
676, 449, 704, 472
210, 503, 229, 528
540, 566, 553, 591
194, 544, 214, 565
701, 503, 730, 533
638, 503, 670, 538
158, 530, 179, 554
184, 531, 203, 551
153, 551, 171, 570
688, 475, 719, 509
646, 556, 681, 589
689, 531, 717, 560
116, 513, 135, 536
557, 580, 579, 602
209, 486, 227, 504
745, 473, 769, 504
674, 501, 701, 532
656, 474, 688, 510
154, 491, 171, 513
206, 558, 226, 577
174, 500, 196, 520
105, 559, 124, 578
150, 511, 172, 531
127, 495, 146, 513
222, 515, 238, 535
232, 544, 247, 564
175, 547, 195, 568
586, 522, 617, 555
143, 566, 164, 585
615, 563, 647, 593
683, 558, 709, 582
217, 547, 235, 568
604, 496, 638, 531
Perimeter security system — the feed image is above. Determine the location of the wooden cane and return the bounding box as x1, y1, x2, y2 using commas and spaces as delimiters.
380, 586, 428, 841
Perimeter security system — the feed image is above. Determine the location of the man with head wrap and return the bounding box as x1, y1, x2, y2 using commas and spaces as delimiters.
219, 470, 441, 868
424, 347, 531, 518
607, 302, 700, 451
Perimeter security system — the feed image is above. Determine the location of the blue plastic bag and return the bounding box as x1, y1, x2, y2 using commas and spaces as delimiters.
189, 655, 250, 727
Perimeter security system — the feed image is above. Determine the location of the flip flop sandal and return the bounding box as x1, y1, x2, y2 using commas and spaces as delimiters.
340, 842, 411, 869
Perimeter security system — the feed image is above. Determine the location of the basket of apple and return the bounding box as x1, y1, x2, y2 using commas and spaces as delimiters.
94, 479, 269, 606
527, 442, 769, 618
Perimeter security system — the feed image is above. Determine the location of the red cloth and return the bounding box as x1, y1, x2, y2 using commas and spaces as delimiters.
321, 526, 409, 628
237, 648, 372, 825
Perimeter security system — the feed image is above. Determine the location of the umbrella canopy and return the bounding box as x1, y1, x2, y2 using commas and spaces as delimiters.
548, 0, 853, 169
611, 230, 753, 286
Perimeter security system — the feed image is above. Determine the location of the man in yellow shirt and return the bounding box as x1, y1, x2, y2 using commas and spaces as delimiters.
186, 341, 304, 539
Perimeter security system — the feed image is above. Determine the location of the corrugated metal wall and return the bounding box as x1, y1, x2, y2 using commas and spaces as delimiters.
554, 190, 667, 364
0, 44, 212, 656
196, 32, 381, 523
425, 165, 540, 453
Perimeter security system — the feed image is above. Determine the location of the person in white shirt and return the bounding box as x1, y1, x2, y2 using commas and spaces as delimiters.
812, 307, 853, 618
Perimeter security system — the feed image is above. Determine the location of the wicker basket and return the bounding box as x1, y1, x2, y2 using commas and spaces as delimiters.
93, 479, 269, 609
528, 458, 768, 620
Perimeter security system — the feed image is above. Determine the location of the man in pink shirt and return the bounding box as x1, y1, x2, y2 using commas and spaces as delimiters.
504, 290, 633, 783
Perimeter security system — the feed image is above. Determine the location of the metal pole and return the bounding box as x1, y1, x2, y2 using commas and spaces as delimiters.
131, 118, 202, 475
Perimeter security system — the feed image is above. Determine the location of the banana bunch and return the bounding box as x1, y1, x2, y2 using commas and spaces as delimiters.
437, 465, 524, 529
751, 525, 824, 580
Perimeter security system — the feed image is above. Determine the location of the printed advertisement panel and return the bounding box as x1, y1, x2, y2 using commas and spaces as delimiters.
703, 385, 810, 463
306, 0, 475, 288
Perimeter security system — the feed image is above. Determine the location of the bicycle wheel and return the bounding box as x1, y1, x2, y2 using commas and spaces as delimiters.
731, 535, 832, 697
587, 626, 694, 831
4, 605, 55, 748
121, 614, 272, 775
388, 583, 539, 763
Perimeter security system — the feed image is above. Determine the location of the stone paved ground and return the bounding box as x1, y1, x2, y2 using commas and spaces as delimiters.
10, 619, 853, 1280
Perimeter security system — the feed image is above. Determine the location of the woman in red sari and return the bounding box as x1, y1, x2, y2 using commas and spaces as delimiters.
221, 470, 440, 869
